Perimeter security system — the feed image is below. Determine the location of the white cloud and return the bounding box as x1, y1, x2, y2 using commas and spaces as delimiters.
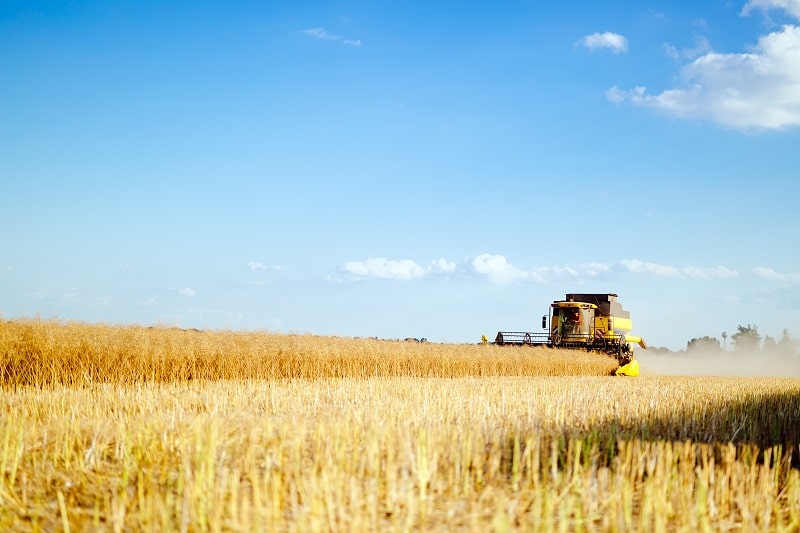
472, 254, 530, 284
606, 86, 628, 104
530, 263, 610, 282
609, 21, 800, 130
621, 259, 682, 277
468, 256, 612, 284
579, 262, 613, 277
341, 255, 742, 285
663, 37, 712, 60
578, 32, 629, 54
682, 265, 740, 279
663, 43, 680, 59
742, 0, 800, 18
754, 266, 785, 280
178, 288, 195, 297
428, 258, 457, 274
303, 27, 338, 40
681, 266, 706, 278
247, 261, 281, 272
303, 27, 362, 47
705, 265, 740, 278
621, 259, 739, 279
343, 258, 426, 280
341, 257, 458, 281
753, 266, 800, 282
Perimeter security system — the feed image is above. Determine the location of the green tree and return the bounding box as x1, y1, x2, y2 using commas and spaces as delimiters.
731, 324, 761, 353
686, 336, 722, 354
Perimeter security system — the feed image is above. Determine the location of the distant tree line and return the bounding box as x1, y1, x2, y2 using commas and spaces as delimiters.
651, 325, 799, 357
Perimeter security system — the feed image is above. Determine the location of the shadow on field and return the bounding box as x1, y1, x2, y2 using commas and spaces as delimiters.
633, 388, 795, 465
532, 386, 800, 471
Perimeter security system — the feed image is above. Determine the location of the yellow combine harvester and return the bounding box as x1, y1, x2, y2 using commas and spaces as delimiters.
494, 293, 646, 376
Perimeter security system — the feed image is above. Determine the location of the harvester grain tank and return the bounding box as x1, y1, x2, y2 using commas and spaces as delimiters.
494, 293, 646, 376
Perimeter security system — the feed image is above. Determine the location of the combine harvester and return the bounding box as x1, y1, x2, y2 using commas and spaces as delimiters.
494, 293, 646, 376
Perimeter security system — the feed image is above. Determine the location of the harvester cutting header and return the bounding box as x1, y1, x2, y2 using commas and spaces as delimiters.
494, 293, 646, 376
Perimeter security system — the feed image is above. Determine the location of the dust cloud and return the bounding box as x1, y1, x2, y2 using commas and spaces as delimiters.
637, 350, 800, 377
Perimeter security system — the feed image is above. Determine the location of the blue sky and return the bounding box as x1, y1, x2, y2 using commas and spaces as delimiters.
2, 0, 800, 350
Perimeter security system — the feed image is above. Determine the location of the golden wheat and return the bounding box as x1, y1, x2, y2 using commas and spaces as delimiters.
0, 319, 798, 532
0, 319, 618, 385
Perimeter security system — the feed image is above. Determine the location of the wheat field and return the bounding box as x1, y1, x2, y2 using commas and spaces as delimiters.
1, 319, 799, 532
0, 319, 619, 385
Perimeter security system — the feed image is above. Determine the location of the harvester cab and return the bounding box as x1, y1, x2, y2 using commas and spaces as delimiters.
551, 301, 596, 346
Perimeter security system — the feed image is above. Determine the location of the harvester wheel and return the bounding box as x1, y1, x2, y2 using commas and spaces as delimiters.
552, 333, 562, 347
524, 333, 532, 345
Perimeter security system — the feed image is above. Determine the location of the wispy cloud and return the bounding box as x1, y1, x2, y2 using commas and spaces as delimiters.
178, 288, 195, 297
342, 258, 426, 280
754, 266, 785, 280
472, 257, 738, 284
621, 259, 739, 279
247, 261, 281, 272
342, 257, 458, 280
303, 27, 362, 47
578, 31, 629, 54
686, 265, 740, 279
742, 0, 800, 19
662, 36, 712, 60
620, 259, 682, 278
339, 255, 749, 284
608, 3, 800, 130
303, 27, 338, 40
753, 266, 800, 282
341, 253, 611, 284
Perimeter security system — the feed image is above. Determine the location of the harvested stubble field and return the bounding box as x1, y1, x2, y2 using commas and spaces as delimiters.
1, 320, 799, 532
